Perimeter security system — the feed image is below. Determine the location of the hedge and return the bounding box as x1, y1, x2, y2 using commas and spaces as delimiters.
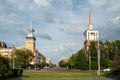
11, 69, 23, 77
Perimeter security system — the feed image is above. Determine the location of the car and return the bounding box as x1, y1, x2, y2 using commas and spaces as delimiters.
36, 67, 41, 70
43, 66, 50, 69
103, 68, 111, 72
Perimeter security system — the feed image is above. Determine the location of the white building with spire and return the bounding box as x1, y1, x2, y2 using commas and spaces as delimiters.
84, 12, 99, 50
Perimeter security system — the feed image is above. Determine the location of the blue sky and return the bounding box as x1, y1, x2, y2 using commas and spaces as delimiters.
0, 0, 120, 64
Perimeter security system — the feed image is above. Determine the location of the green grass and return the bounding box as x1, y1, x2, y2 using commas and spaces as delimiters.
23, 73, 97, 78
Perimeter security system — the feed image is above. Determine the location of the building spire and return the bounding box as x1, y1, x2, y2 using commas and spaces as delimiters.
89, 11, 92, 25
30, 22, 32, 29
88, 11, 93, 29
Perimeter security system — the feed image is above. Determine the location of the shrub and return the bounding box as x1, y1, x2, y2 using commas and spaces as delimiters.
0, 56, 11, 77
12, 69, 23, 77
91, 61, 98, 70
111, 69, 120, 75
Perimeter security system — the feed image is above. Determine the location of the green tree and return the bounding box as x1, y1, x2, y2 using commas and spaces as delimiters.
112, 40, 120, 73
15, 49, 33, 69
67, 54, 76, 69
89, 41, 97, 61
0, 56, 12, 77
38, 61, 48, 68
75, 49, 89, 70
59, 60, 68, 68
88, 42, 98, 70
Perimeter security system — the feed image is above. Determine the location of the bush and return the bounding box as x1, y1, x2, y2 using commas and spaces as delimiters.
91, 61, 98, 70
0, 56, 23, 77
12, 69, 23, 77
111, 69, 120, 75
0, 56, 11, 77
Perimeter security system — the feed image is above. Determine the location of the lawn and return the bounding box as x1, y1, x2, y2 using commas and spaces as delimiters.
23, 73, 98, 78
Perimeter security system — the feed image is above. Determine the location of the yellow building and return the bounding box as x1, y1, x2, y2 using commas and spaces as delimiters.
25, 26, 36, 53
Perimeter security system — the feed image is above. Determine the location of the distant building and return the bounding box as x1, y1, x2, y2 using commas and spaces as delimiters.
0, 42, 13, 57
46, 58, 52, 64
84, 12, 99, 51
25, 25, 36, 53
0, 42, 7, 48
34, 50, 46, 64
25, 25, 46, 65
0, 47, 13, 57
61, 57, 68, 63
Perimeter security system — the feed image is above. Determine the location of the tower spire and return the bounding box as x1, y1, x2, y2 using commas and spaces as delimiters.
88, 11, 93, 29
89, 11, 92, 25
30, 22, 32, 29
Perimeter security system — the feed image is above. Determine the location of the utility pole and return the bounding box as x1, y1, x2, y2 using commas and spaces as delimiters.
87, 46, 91, 71
97, 38, 100, 75
12, 45, 15, 69
89, 50, 91, 71
34, 51, 36, 69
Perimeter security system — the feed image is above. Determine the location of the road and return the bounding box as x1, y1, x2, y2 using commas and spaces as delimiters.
19, 67, 120, 80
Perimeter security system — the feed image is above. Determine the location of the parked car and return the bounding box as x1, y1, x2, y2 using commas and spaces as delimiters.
103, 68, 111, 72
43, 66, 50, 69
36, 67, 41, 70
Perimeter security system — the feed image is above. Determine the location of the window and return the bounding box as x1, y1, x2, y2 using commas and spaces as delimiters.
91, 33, 95, 36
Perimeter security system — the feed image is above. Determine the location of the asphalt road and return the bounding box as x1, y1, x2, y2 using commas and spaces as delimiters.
20, 67, 120, 80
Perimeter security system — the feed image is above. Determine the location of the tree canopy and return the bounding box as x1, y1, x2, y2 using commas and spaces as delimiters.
15, 49, 33, 69
59, 40, 120, 72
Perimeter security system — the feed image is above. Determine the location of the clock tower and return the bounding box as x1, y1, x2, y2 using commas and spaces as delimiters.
84, 12, 99, 51
25, 24, 36, 53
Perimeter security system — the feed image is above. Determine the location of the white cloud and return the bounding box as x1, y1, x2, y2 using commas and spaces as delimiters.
107, 0, 120, 12
88, 0, 120, 12
55, 43, 79, 52
7, 0, 29, 10
34, 0, 51, 7
59, 0, 73, 6
112, 16, 120, 25
88, 0, 109, 7
0, 13, 25, 26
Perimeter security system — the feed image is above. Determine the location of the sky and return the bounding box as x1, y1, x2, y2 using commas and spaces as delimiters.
0, 0, 120, 64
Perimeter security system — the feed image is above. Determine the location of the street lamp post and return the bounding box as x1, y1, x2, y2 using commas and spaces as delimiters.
34, 51, 36, 69
87, 46, 91, 71
12, 45, 15, 69
97, 38, 100, 75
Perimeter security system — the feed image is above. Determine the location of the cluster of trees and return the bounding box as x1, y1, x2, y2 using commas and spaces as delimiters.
59, 40, 120, 72
0, 56, 12, 77
0, 56, 23, 77
0, 49, 32, 77
14, 49, 33, 69
14, 49, 52, 69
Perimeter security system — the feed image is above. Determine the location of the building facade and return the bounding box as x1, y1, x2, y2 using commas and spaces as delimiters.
25, 25, 46, 65
0, 42, 13, 58
25, 26, 36, 53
